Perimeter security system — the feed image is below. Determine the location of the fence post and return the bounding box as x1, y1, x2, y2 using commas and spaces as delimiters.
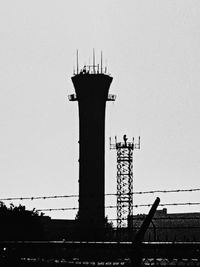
131, 197, 160, 266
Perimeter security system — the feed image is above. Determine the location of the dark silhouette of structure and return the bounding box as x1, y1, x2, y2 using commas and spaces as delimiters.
69, 51, 115, 239
131, 208, 200, 242
110, 135, 140, 229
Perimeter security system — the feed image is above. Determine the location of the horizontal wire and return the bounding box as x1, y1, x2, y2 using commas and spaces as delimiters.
36, 202, 200, 212
132, 188, 200, 194
1, 188, 200, 202
134, 202, 200, 208
0, 195, 78, 201
112, 226, 200, 230
108, 217, 200, 221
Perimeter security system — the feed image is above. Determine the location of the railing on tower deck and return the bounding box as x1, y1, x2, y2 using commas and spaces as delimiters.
68, 94, 77, 101
68, 94, 116, 102
107, 94, 116, 101
115, 142, 134, 149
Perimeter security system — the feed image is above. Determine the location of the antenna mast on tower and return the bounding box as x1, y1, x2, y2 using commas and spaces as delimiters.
76, 49, 79, 75
93, 48, 95, 74
101, 51, 103, 74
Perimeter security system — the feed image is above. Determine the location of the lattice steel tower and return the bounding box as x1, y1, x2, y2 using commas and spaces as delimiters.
110, 135, 140, 228
69, 51, 116, 239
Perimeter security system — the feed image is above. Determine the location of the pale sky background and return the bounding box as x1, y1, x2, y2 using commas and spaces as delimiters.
0, 1, 200, 221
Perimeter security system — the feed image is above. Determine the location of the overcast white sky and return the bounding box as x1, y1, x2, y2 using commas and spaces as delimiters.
0, 0, 200, 220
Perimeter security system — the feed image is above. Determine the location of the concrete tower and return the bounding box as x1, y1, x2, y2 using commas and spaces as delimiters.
69, 52, 115, 239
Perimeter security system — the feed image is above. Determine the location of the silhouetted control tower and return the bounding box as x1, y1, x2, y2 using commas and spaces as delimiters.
69, 52, 115, 239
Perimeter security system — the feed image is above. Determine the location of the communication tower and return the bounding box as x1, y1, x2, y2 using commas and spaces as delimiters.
69, 51, 116, 239
110, 135, 140, 228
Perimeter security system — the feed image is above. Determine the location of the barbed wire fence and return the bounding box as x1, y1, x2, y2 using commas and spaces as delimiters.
0, 187, 199, 202
33, 202, 200, 212
1, 188, 200, 263
0, 187, 200, 226
1, 188, 200, 245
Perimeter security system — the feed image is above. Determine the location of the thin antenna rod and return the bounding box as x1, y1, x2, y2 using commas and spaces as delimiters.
93, 48, 95, 74
105, 59, 107, 73
101, 51, 103, 74
76, 50, 79, 74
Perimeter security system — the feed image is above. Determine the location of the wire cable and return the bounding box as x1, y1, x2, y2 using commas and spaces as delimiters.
36, 202, 200, 212
1, 188, 200, 202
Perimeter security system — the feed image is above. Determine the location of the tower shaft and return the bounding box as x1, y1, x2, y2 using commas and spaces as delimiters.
78, 97, 106, 228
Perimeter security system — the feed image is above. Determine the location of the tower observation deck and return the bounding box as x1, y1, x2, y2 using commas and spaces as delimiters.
69, 53, 116, 239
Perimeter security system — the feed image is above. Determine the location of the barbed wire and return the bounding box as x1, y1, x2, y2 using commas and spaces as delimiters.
112, 226, 200, 229
135, 202, 200, 208
36, 202, 200, 212
0, 195, 78, 201
1, 188, 200, 202
132, 188, 200, 194
107, 217, 200, 221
